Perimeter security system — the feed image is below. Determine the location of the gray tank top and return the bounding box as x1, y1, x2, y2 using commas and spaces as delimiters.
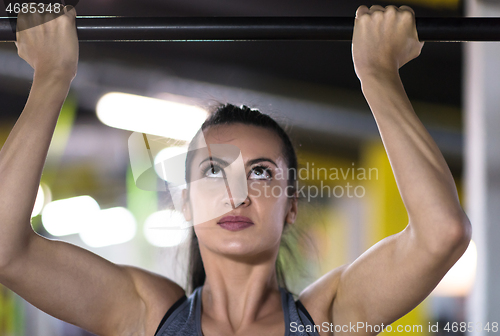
154, 286, 321, 336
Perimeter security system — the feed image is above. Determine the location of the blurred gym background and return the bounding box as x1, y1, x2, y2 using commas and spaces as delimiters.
0, 0, 498, 335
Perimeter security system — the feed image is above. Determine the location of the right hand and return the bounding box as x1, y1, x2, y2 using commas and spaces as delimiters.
352, 5, 424, 80
15, 4, 78, 80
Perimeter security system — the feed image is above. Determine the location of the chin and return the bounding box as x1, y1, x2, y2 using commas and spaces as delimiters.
199, 232, 259, 254
209, 236, 280, 262
216, 236, 259, 254
217, 247, 255, 259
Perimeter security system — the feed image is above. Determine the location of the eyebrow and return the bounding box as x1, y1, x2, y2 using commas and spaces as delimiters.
199, 157, 228, 167
247, 157, 278, 168
199, 156, 278, 168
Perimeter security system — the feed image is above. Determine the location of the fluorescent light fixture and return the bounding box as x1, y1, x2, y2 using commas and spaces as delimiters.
79, 207, 137, 248
32, 185, 44, 217
41, 196, 100, 236
433, 240, 477, 297
31, 185, 45, 217
32, 183, 52, 217
143, 210, 190, 247
96, 92, 207, 141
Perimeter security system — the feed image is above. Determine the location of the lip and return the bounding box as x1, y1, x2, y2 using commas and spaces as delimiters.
217, 216, 254, 231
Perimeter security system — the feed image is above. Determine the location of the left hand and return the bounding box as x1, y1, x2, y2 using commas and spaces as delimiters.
16, 4, 78, 80
352, 5, 424, 79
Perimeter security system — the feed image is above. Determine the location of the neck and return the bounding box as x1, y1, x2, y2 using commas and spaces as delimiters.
198, 246, 284, 332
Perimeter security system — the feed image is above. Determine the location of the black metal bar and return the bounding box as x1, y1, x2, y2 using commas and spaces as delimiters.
1, 16, 500, 42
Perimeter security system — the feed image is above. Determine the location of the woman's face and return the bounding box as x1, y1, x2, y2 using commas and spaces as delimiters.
183, 123, 297, 259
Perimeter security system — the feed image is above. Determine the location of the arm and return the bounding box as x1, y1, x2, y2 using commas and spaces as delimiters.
301, 5, 471, 332
0, 8, 183, 336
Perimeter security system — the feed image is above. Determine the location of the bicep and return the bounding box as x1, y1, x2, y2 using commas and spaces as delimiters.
333, 225, 461, 328
0, 232, 148, 336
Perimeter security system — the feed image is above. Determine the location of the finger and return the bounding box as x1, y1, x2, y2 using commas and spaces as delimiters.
64, 5, 77, 17
355, 5, 369, 18
399, 5, 415, 16
369, 5, 385, 13
385, 5, 399, 13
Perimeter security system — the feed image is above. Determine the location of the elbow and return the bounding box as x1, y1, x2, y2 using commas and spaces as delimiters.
0, 243, 13, 274
450, 214, 472, 248
0, 246, 18, 277
432, 214, 472, 257
0, 230, 37, 277
415, 213, 472, 258
0, 253, 13, 278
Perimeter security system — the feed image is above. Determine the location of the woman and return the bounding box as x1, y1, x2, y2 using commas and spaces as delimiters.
0, 4, 471, 336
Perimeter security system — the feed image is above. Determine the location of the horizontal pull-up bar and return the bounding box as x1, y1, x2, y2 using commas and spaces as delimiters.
1, 16, 500, 42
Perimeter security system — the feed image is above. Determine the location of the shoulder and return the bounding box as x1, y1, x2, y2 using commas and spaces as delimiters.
119, 265, 185, 336
298, 264, 349, 325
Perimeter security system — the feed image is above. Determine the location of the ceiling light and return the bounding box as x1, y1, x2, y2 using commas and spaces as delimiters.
433, 240, 477, 297
96, 92, 207, 141
143, 210, 190, 247
79, 207, 137, 248
41, 195, 100, 236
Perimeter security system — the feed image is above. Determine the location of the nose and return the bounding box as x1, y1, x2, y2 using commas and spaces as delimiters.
223, 184, 250, 209
234, 195, 250, 208
220, 166, 249, 209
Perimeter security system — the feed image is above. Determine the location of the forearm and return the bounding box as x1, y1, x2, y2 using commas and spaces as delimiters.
360, 71, 470, 245
0, 72, 72, 263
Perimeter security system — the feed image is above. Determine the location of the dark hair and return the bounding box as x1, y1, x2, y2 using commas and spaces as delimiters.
184, 103, 299, 293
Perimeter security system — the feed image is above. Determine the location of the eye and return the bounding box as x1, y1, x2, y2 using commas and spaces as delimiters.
203, 164, 224, 178
249, 165, 272, 180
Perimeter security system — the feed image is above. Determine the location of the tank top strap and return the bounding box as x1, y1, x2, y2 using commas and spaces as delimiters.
194, 286, 204, 335
279, 287, 321, 336
279, 287, 292, 335
154, 287, 201, 336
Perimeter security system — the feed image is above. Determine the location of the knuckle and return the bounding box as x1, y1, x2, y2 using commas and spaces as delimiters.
401, 10, 414, 20
370, 4, 385, 13
371, 11, 384, 19
399, 5, 415, 14
357, 14, 371, 24
385, 5, 398, 12
356, 5, 368, 15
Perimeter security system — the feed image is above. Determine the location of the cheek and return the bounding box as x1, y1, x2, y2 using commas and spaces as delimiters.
248, 176, 291, 207
188, 179, 233, 225
190, 179, 226, 202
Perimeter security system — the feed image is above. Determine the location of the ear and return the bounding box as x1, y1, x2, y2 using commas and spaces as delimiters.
285, 193, 298, 225
182, 188, 192, 222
